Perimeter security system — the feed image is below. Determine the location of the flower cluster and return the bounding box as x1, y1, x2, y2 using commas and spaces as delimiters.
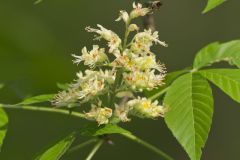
53, 2, 167, 125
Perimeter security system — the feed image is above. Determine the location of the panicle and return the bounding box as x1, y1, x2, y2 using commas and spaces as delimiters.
53, 2, 168, 125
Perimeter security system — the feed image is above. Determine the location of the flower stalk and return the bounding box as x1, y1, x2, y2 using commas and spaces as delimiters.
123, 18, 131, 50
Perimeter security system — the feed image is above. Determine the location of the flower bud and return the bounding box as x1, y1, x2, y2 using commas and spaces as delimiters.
128, 24, 139, 32
115, 10, 129, 23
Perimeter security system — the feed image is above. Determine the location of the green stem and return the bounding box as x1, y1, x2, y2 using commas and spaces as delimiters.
0, 104, 86, 119
122, 133, 174, 160
149, 87, 170, 101
126, 34, 136, 48
85, 139, 104, 160
68, 139, 97, 154
110, 69, 123, 107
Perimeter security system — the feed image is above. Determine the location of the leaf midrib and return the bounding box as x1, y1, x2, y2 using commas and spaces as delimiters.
190, 74, 197, 160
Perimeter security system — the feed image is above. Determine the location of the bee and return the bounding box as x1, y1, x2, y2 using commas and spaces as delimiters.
143, 1, 163, 31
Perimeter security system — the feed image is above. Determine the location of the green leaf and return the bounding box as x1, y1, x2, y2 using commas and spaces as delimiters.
199, 69, 240, 103
233, 59, 240, 68
19, 94, 55, 105
193, 40, 240, 69
144, 68, 190, 99
193, 42, 220, 69
164, 73, 213, 160
0, 107, 8, 151
202, 0, 226, 13
80, 124, 132, 137
35, 133, 76, 160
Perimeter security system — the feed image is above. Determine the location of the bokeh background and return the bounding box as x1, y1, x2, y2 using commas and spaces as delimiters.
0, 0, 240, 159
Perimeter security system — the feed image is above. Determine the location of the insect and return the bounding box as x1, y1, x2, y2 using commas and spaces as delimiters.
147, 0, 162, 10
143, 1, 163, 31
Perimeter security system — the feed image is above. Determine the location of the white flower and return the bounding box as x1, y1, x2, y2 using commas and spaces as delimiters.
75, 69, 115, 86
72, 45, 108, 68
112, 49, 121, 58
123, 69, 165, 90
98, 69, 116, 84
78, 77, 105, 100
127, 97, 166, 119
131, 29, 167, 54
116, 10, 129, 23
85, 104, 112, 125
69, 69, 116, 101
111, 49, 136, 70
52, 89, 79, 107
85, 24, 122, 53
73, 70, 99, 87
53, 69, 116, 105
112, 54, 130, 68
132, 54, 165, 72
130, 2, 151, 19
112, 49, 165, 72
114, 104, 131, 122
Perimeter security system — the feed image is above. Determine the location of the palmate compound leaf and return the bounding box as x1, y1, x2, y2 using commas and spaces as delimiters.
199, 69, 240, 103
202, 0, 226, 13
193, 40, 240, 70
164, 73, 213, 160
35, 133, 76, 160
0, 107, 8, 151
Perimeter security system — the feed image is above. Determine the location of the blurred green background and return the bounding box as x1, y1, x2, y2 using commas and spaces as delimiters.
0, 0, 240, 159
